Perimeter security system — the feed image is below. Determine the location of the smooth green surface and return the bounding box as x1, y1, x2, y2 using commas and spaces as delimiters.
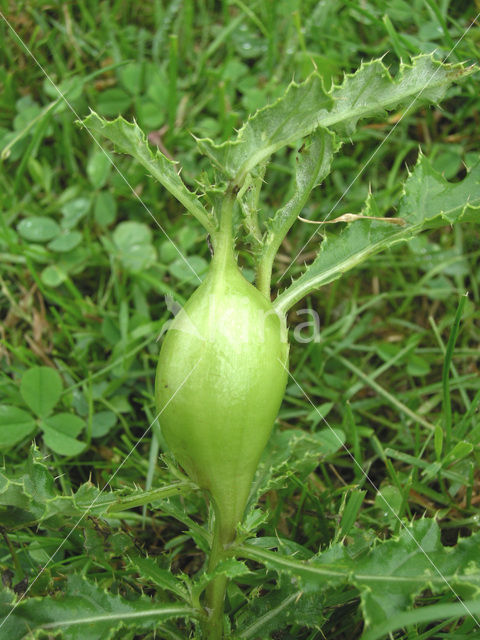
156, 247, 289, 536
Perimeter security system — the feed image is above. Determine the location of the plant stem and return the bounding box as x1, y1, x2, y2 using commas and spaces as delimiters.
442, 293, 467, 450
212, 185, 236, 266
203, 506, 235, 640
106, 480, 194, 513
201, 185, 244, 639
255, 250, 274, 299
1, 528, 22, 577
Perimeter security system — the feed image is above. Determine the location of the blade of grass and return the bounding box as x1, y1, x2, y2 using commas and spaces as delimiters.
442, 293, 468, 449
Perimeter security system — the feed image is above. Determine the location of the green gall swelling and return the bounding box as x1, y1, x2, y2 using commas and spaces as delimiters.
79, 57, 478, 637
155, 247, 289, 541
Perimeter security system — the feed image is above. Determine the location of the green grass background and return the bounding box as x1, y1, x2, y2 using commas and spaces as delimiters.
0, 1, 479, 638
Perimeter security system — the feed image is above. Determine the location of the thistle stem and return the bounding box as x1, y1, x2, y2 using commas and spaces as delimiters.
255, 251, 274, 299
212, 185, 236, 267
203, 506, 235, 640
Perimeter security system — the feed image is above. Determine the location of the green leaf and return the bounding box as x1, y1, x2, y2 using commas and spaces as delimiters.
113, 221, 157, 272
118, 62, 144, 95
106, 481, 195, 513
96, 87, 132, 116
326, 55, 465, 137
250, 427, 345, 507
20, 366, 63, 418
17, 216, 60, 242
237, 579, 323, 639
94, 191, 117, 226
41, 413, 86, 456
406, 353, 431, 376
168, 255, 208, 283
43, 412, 84, 437
87, 149, 112, 189
361, 599, 480, 640
0, 447, 58, 528
130, 557, 190, 600
355, 520, 480, 634
41, 429, 84, 457
339, 489, 367, 539
256, 128, 337, 294
274, 156, 480, 313
238, 161, 267, 246
0, 406, 35, 448
91, 410, 117, 438
0, 574, 198, 640
0, 446, 111, 529
1, 97, 60, 161
60, 196, 92, 229
78, 111, 215, 235
47, 230, 83, 252
192, 559, 251, 601
198, 55, 473, 184
198, 73, 332, 182
238, 519, 480, 637
374, 485, 402, 526
41, 264, 68, 287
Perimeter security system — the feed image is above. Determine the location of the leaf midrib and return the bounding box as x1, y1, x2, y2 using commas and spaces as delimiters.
234, 69, 454, 185
274, 195, 480, 313
238, 545, 480, 586
41, 605, 197, 628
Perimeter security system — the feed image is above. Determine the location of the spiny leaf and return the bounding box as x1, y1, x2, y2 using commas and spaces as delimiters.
274, 155, 480, 313
192, 559, 252, 602
197, 74, 332, 182
268, 130, 337, 238
325, 54, 468, 137
129, 556, 191, 601
238, 160, 268, 247
249, 426, 345, 508
0, 574, 198, 640
256, 128, 337, 293
353, 518, 480, 628
0, 447, 194, 530
237, 519, 480, 637
361, 599, 480, 640
236, 577, 324, 639
78, 111, 216, 235
197, 55, 474, 184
